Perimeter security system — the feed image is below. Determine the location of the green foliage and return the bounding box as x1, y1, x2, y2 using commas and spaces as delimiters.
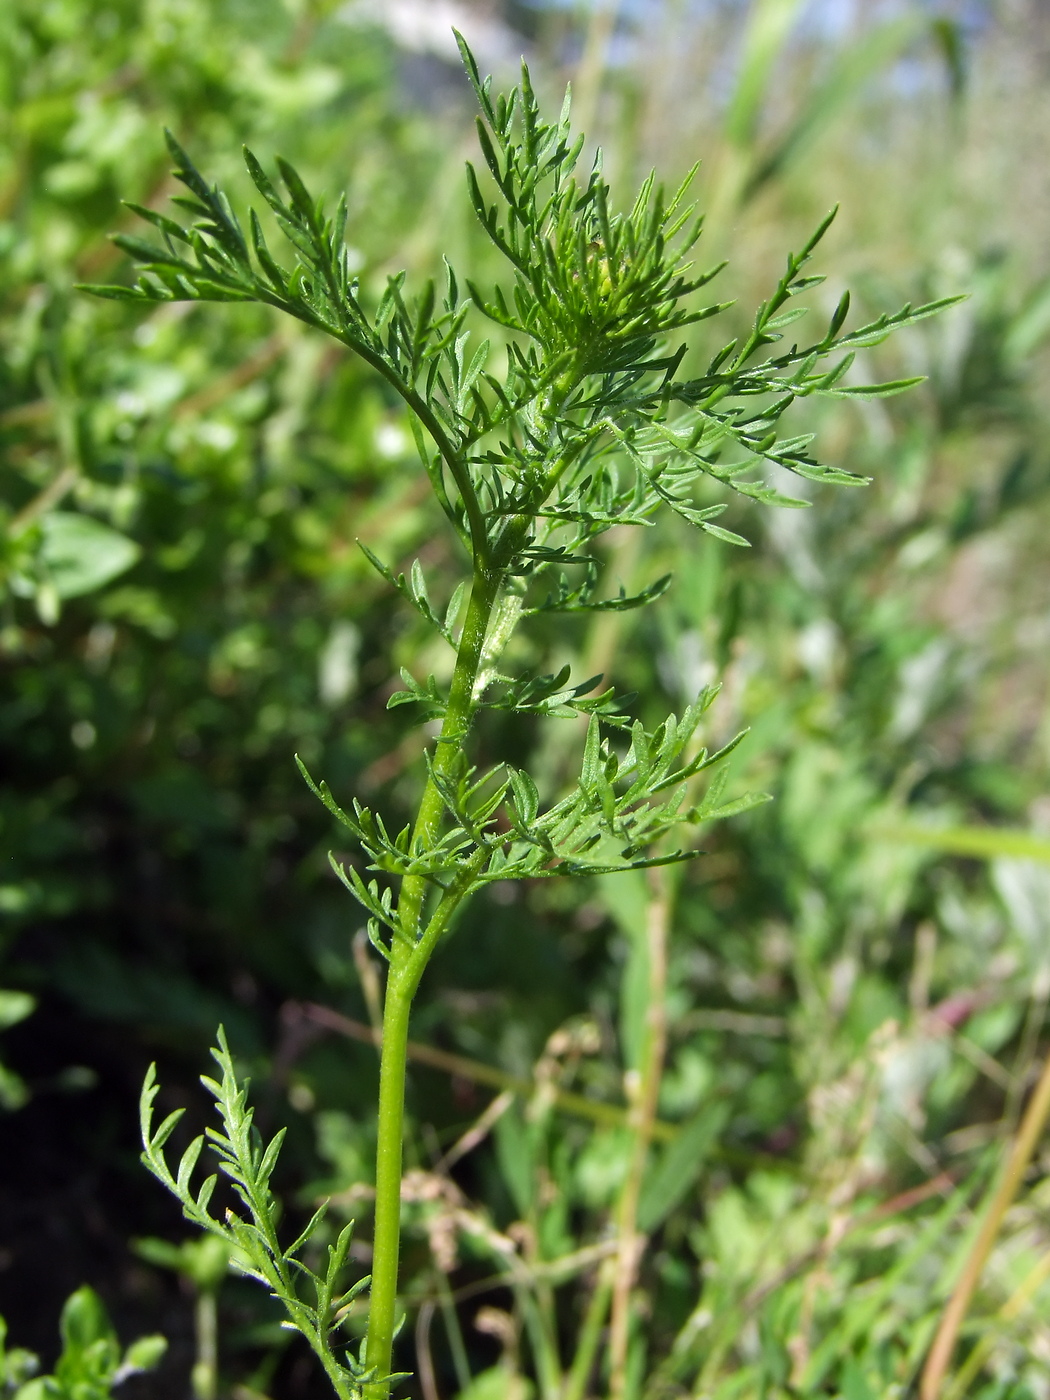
96, 33, 966, 1400
87, 53, 959, 578
90, 38, 953, 948
0, 1288, 165, 1400
140, 1029, 386, 1400
5, 4, 1050, 1400
301, 691, 764, 957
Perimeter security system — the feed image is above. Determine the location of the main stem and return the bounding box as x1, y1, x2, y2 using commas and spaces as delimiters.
363, 563, 502, 1398
362, 389, 569, 1395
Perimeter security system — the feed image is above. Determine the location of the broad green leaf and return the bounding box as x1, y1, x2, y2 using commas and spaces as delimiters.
493, 1101, 535, 1218
0, 1062, 30, 1112
0, 990, 35, 1031
58, 1287, 114, 1355
39, 514, 140, 599
882, 823, 1050, 864
638, 1102, 729, 1232
454, 1366, 535, 1400
120, 1335, 167, 1375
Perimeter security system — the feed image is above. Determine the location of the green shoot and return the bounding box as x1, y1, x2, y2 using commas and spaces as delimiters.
140, 1031, 390, 1400
86, 34, 963, 1398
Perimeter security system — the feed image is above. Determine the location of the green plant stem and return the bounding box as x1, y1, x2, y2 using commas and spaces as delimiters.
192, 1290, 218, 1400
437, 1271, 472, 1394
365, 973, 414, 1399
563, 1261, 614, 1400
364, 561, 501, 1398
396, 565, 500, 937
609, 868, 672, 1400
517, 1284, 563, 1400
364, 488, 555, 1392
943, 1245, 1050, 1400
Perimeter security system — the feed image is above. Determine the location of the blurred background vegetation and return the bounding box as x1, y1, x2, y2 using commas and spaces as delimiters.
3, 0, 1050, 1396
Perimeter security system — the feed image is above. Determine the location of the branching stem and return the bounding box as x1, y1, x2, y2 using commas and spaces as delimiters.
100, 39, 957, 1400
